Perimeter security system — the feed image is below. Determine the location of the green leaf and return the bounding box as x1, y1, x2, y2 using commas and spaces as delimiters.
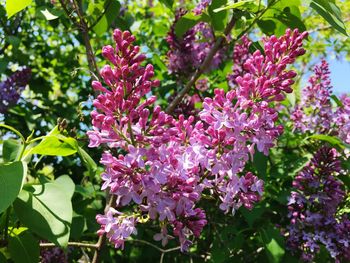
175, 13, 210, 38
208, 0, 228, 31
2, 139, 21, 162
275, 6, 306, 32
0, 161, 27, 213
213, 0, 256, 13
13, 175, 74, 247
260, 226, 285, 263
306, 134, 347, 149
253, 150, 268, 179
259, 2, 305, 36
40, 8, 59, 20
30, 135, 78, 156
257, 19, 277, 35
0, 252, 6, 263
5, 0, 32, 18
330, 94, 343, 107
310, 0, 347, 36
77, 147, 97, 179
6, 36, 21, 50
0, 58, 9, 74
55, 175, 75, 199
93, 0, 121, 36
8, 228, 39, 263
70, 214, 87, 239
240, 203, 267, 227
159, 0, 173, 9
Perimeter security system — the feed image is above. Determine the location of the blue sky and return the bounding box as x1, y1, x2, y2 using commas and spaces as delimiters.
329, 59, 350, 95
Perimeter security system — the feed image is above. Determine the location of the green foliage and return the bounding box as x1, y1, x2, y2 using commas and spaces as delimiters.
208, 0, 228, 31
8, 228, 39, 263
5, 0, 32, 18
0, 161, 27, 213
2, 139, 21, 162
213, 0, 256, 13
159, 0, 173, 9
93, 0, 121, 36
306, 134, 349, 149
30, 135, 78, 156
13, 175, 74, 247
260, 226, 285, 263
310, 0, 348, 36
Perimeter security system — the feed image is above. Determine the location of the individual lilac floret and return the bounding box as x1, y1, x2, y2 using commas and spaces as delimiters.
193, 0, 212, 15
0, 68, 31, 113
285, 147, 350, 262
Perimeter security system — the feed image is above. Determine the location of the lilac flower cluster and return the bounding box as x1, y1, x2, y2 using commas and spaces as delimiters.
291, 60, 333, 133
285, 147, 350, 262
166, 10, 224, 77
291, 60, 350, 144
193, 0, 212, 15
0, 68, 31, 113
88, 28, 307, 251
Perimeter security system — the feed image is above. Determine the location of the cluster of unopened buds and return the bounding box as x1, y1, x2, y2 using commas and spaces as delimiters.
87, 28, 308, 251
285, 147, 350, 262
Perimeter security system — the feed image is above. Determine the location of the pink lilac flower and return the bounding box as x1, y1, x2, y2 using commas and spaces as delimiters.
285, 147, 350, 262
88, 28, 307, 251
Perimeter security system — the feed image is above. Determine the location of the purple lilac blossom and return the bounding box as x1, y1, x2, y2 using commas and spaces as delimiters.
88, 28, 307, 251
40, 245, 69, 263
0, 68, 31, 113
166, 10, 224, 77
291, 60, 333, 133
291, 60, 350, 144
285, 147, 350, 262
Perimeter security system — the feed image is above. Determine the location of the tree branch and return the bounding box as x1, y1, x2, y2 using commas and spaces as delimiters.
59, 0, 100, 81
127, 239, 180, 253
40, 242, 99, 249
165, 15, 237, 114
